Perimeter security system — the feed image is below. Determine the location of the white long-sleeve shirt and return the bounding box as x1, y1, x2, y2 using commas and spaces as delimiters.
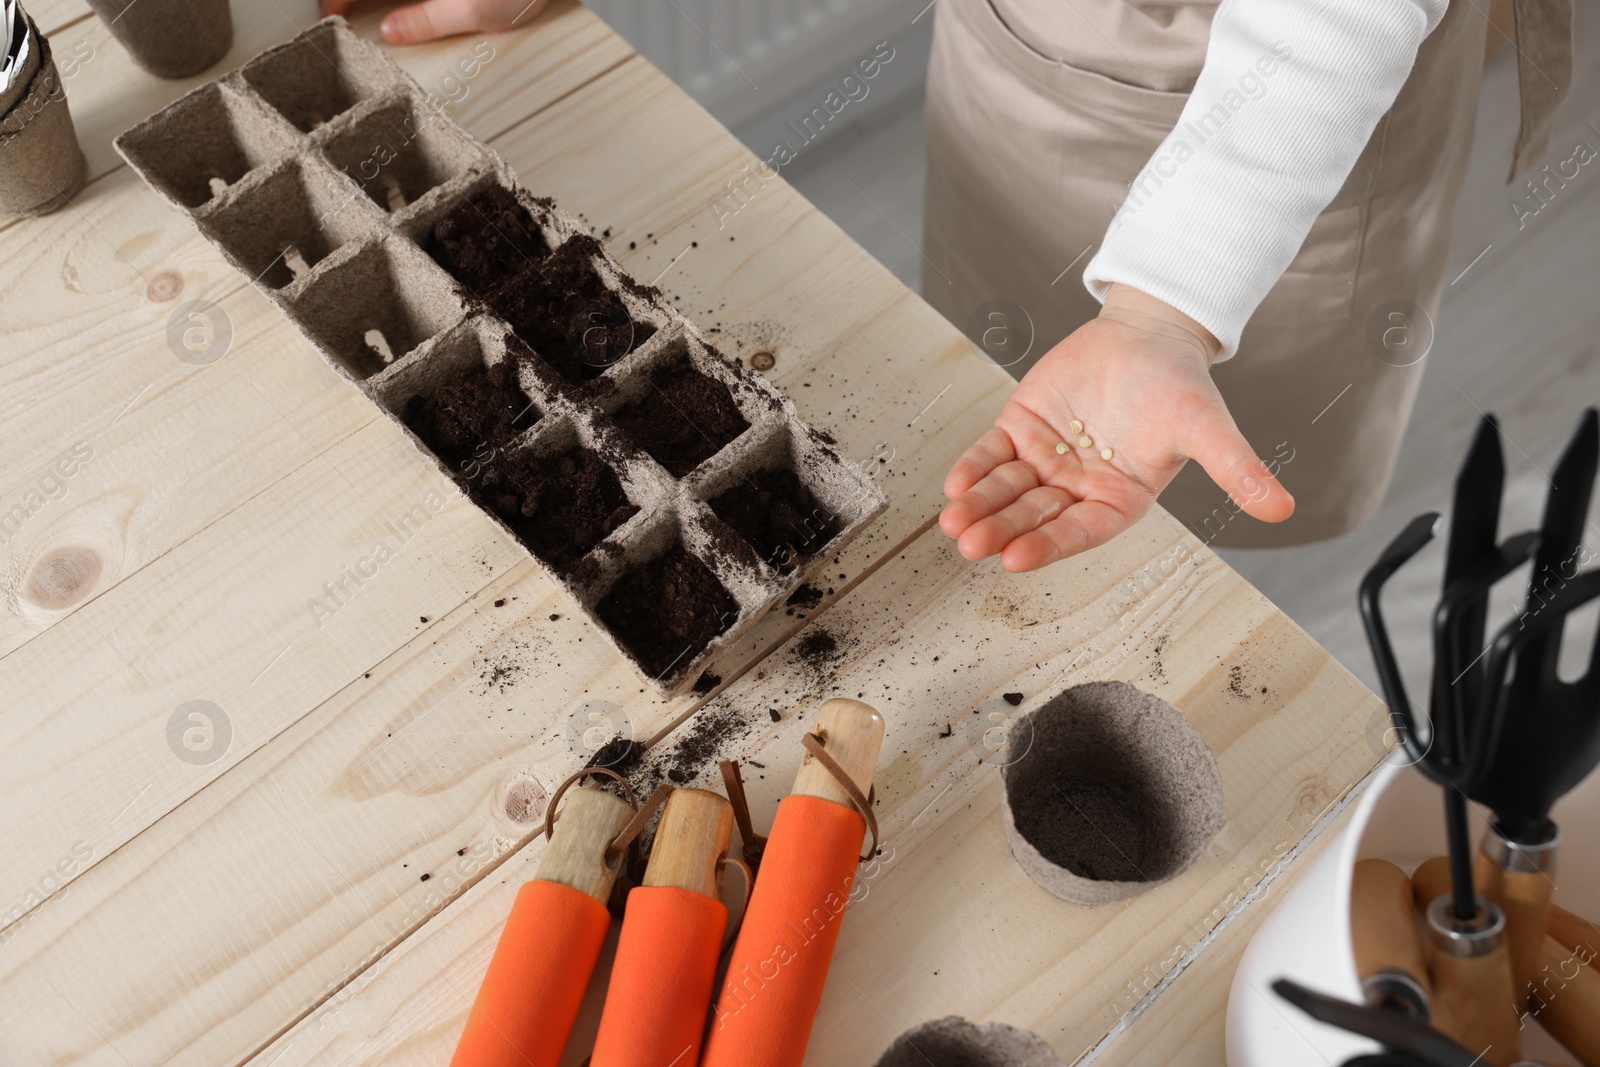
1081, 0, 1449, 360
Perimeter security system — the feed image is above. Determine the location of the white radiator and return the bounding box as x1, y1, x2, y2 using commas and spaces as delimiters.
586, 0, 931, 127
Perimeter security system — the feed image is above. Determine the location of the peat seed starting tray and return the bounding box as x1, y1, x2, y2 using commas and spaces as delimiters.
114, 18, 886, 694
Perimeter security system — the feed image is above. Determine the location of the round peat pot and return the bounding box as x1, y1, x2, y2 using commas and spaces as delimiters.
874, 1016, 1066, 1067
86, 0, 232, 79
1000, 681, 1225, 906
0, 21, 88, 217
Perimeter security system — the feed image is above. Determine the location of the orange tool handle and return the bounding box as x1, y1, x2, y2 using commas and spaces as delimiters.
701, 794, 866, 1067
450, 879, 612, 1067
590, 886, 729, 1067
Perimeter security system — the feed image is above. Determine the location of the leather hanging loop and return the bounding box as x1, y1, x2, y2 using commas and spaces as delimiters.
718, 758, 769, 871
800, 730, 880, 862
544, 765, 639, 844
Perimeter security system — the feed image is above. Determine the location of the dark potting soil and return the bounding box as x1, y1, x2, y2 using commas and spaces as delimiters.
428, 184, 552, 296
786, 582, 824, 610
611, 358, 749, 477
469, 446, 638, 571
492, 235, 656, 385
596, 545, 738, 679
585, 737, 644, 776
710, 467, 839, 572
794, 629, 838, 665
403, 359, 538, 469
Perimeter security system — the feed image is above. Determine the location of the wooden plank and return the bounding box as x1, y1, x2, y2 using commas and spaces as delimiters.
241, 516, 1385, 1066
1086, 810, 1347, 1066
27, 0, 89, 37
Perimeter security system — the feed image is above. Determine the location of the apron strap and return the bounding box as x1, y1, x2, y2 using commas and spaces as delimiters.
1507, 0, 1573, 181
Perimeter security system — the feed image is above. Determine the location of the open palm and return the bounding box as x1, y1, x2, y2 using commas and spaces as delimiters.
940, 289, 1294, 571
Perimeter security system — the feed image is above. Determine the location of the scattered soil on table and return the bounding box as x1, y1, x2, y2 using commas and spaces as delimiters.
585, 737, 644, 777
470, 446, 638, 571
611, 357, 748, 477
428, 184, 552, 296
656, 705, 750, 789
1003, 692, 1024, 706
794, 629, 838, 665
710, 467, 839, 572
403, 358, 539, 468
693, 671, 721, 695
786, 582, 824, 610
596, 545, 739, 679
493, 235, 655, 384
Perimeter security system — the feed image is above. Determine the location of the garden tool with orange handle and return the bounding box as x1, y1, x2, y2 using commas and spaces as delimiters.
449, 773, 635, 1067
590, 787, 735, 1067
700, 697, 886, 1067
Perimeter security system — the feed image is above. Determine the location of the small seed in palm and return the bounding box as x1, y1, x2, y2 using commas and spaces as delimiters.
1100, 447, 1114, 461
1069, 419, 1084, 434
1055, 442, 1069, 455
1078, 435, 1092, 448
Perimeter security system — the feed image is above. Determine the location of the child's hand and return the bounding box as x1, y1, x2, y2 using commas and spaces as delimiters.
939, 284, 1294, 571
321, 0, 551, 45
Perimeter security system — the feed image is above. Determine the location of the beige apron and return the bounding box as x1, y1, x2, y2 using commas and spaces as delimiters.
923, 0, 1572, 546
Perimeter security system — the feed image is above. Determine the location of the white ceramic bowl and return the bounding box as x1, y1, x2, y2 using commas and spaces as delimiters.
1225, 751, 1600, 1065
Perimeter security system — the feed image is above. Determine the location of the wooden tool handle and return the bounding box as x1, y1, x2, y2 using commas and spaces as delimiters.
536, 785, 634, 902
1549, 903, 1600, 961
791, 697, 885, 804
643, 787, 733, 897
1528, 934, 1600, 1067
1351, 858, 1431, 1016
1476, 828, 1558, 1001
1413, 857, 1522, 1067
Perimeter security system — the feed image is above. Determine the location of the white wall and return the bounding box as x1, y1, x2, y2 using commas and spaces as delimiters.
586, 0, 934, 129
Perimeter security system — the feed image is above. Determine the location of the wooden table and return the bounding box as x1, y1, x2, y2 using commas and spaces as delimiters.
0, 3, 1386, 1064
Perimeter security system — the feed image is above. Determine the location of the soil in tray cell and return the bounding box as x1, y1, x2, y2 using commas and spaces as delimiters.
470, 446, 639, 572
403, 360, 539, 470
427, 185, 552, 297
492, 236, 655, 385
597, 545, 739, 679
710, 468, 840, 572
612, 359, 749, 478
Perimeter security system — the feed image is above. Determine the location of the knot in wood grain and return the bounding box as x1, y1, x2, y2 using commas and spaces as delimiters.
25, 546, 101, 610
145, 270, 182, 302
502, 776, 548, 825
